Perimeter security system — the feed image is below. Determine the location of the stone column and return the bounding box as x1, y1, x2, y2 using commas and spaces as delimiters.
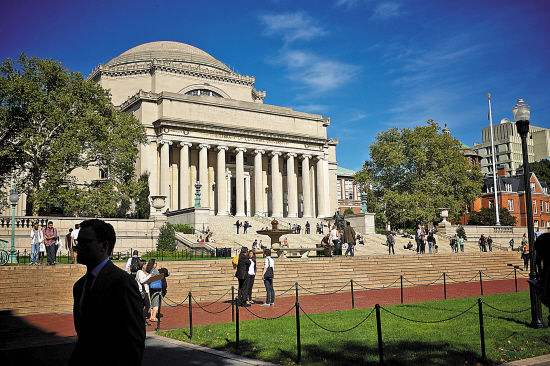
198, 144, 210, 208
271, 151, 283, 217
235, 147, 246, 217
286, 153, 298, 218
147, 139, 159, 197
310, 163, 316, 217
216, 146, 229, 215
160, 140, 171, 209
179, 142, 192, 209
245, 174, 251, 217
254, 150, 265, 216
316, 157, 326, 218
324, 158, 331, 216
301, 154, 312, 218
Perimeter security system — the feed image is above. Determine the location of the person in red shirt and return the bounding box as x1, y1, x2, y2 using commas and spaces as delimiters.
42, 221, 59, 265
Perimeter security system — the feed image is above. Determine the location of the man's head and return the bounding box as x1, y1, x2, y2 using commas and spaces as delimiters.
75, 219, 116, 267
47, 221, 54, 229
69, 228, 73, 233
133, 250, 139, 256
75, 224, 80, 229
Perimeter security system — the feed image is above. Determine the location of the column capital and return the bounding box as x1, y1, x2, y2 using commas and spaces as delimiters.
235, 147, 247, 153
217, 145, 229, 151
159, 139, 173, 145
254, 149, 265, 155
179, 141, 192, 147
270, 151, 282, 157
301, 154, 312, 160
286, 152, 297, 158
314, 155, 325, 161
199, 143, 210, 149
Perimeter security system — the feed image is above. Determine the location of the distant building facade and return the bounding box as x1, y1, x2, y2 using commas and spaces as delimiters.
336, 167, 362, 215
473, 119, 550, 176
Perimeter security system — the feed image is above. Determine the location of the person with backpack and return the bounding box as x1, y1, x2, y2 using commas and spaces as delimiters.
147, 259, 162, 323
261, 248, 275, 307
234, 246, 250, 306
126, 250, 141, 276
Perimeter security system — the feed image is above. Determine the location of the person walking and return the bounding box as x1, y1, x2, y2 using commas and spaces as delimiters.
427, 231, 436, 254
43, 221, 59, 265
457, 235, 465, 253
487, 236, 493, 252
125, 250, 141, 275
344, 221, 356, 257
29, 223, 43, 265
305, 221, 310, 234
235, 246, 250, 306
243, 221, 250, 234
329, 225, 340, 256
415, 225, 423, 254
509, 238, 515, 251
479, 235, 486, 252
245, 250, 256, 304
147, 259, 162, 323
262, 248, 275, 307
70, 219, 145, 365
65, 228, 74, 264
235, 220, 242, 234
386, 231, 395, 255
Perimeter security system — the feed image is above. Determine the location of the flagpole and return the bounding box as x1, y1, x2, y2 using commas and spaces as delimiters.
488, 93, 501, 225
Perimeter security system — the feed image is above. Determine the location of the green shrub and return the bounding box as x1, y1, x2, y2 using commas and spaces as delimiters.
343, 207, 355, 216
172, 223, 195, 234
157, 223, 176, 251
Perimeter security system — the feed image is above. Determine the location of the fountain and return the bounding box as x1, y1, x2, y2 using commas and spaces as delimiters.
256, 219, 292, 248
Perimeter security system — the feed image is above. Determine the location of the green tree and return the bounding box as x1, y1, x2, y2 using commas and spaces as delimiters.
355, 121, 483, 229
528, 160, 550, 187
0, 55, 145, 215
468, 207, 516, 226
157, 223, 176, 251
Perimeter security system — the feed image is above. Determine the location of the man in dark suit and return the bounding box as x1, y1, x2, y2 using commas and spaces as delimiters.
70, 219, 145, 366
234, 246, 250, 306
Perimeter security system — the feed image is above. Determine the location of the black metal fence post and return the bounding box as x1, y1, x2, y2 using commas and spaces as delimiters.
375, 304, 384, 365
231, 286, 235, 322
443, 272, 447, 300
400, 275, 404, 304
295, 282, 301, 363
478, 298, 486, 361
479, 271, 484, 296
188, 291, 193, 339
156, 293, 163, 331
514, 267, 518, 293
235, 294, 240, 351
351, 279, 355, 309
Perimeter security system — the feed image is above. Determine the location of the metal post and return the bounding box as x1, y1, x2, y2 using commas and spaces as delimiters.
375, 304, 384, 365
443, 272, 447, 300
235, 294, 240, 351
188, 291, 193, 339
9, 198, 17, 264
478, 298, 486, 361
295, 289, 301, 363
514, 267, 518, 293
351, 279, 355, 309
231, 286, 235, 322
516, 114, 544, 328
400, 275, 404, 304
295, 281, 299, 302
156, 293, 163, 331
479, 271, 483, 296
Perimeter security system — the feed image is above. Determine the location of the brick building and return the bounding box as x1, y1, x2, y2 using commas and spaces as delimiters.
470, 168, 550, 228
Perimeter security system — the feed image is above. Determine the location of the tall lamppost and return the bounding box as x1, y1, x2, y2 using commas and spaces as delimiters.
8, 186, 19, 264
513, 98, 544, 328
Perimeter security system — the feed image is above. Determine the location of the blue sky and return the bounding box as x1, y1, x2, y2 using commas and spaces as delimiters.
1, 0, 549, 170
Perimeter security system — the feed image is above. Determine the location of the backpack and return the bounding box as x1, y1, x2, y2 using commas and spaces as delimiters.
130, 257, 141, 274
232, 255, 239, 269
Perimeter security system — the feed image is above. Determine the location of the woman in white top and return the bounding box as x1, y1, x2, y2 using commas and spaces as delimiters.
135, 260, 152, 322
30, 223, 43, 265
261, 249, 275, 307
245, 250, 256, 305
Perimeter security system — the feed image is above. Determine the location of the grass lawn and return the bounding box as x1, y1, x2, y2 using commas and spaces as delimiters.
161, 292, 550, 365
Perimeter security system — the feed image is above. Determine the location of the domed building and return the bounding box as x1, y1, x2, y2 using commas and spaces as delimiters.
89, 41, 338, 218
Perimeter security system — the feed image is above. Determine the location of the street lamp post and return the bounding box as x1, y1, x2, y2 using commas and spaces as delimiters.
513, 98, 544, 328
8, 186, 19, 264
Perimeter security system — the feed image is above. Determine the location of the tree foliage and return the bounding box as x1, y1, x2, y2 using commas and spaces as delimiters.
157, 223, 176, 251
0, 55, 146, 215
468, 207, 516, 226
528, 160, 550, 187
355, 121, 483, 229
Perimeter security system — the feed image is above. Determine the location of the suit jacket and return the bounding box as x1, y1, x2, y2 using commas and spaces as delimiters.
70, 261, 145, 366
235, 255, 250, 280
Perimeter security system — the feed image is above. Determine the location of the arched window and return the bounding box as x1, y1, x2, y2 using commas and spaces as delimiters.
185, 89, 222, 98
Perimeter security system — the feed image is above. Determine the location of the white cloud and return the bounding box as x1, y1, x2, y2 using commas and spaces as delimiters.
275, 49, 361, 94
370, 2, 402, 20
259, 12, 327, 43
335, 0, 360, 10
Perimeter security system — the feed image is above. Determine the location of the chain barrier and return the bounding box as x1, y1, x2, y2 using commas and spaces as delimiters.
300, 304, 376, 333
354, 277, 399, 291
242, 303, 296, 320
402, 273, 443, 287
445, 273, 479, 284
297, 281, 349, 296
196, 288, 231, 308
191, 296, 233, 314
163, 294, 189, 307
277, 285, 296, 297
380, 302, 477, 324
482, 300, 531, 314
517, 271, 530, 278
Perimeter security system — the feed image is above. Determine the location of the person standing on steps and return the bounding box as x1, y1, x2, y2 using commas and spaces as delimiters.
235, 220, 242, 234
262, 248, 275, 307
386, 231, 396, 255
245, 249, 256, 305
521, 236, 530, 271
344, 221, 356, 257
487, 236, 493, 252
235, 246, 250, 306
305, 221, 310, 234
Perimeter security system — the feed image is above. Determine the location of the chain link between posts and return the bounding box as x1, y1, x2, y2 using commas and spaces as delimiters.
300, 305, 376, 333
380, 302, 477, 324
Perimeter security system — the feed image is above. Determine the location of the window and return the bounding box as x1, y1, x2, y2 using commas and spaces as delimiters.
336, 180, 342, 199
488, 201, 493, 208
344, 180, 354, 200
185, 89, 222, 97
531, 183, 535, 192
505, 183, 512, 192
541, 201, 544, 213
508, 200, 514, 211
534, 201, 537, 214
535, 220, 539, 227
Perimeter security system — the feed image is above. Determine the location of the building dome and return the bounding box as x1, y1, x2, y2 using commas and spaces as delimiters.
105, 41, 231, 72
